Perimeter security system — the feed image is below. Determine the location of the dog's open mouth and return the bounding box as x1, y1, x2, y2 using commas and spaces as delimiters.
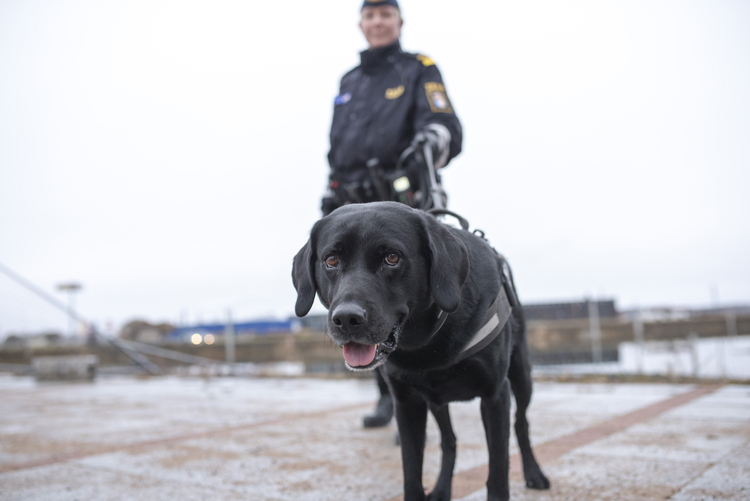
342, 324, 400, 372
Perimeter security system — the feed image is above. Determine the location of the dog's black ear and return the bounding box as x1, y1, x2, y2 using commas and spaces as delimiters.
423, 214, 470, 313
292, 239, 316, 317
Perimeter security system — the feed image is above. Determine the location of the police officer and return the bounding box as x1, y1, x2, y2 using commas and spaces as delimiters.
323, 0, 463, 429
323, 0, 462, 216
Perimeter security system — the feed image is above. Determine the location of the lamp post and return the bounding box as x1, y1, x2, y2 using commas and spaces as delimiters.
57, 282, 82, 337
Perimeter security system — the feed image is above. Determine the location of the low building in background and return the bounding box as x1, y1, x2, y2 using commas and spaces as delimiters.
118, 320, 175, 344
2, 331, 64, 349
167, 320, 295, 344
523, 300, 618, 321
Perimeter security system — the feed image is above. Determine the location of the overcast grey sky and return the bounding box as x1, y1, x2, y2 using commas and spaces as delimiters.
1, 0, 748, 336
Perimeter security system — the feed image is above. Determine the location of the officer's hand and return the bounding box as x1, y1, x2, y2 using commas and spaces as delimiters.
411, 129, 438, 152
411, 124, 451, 168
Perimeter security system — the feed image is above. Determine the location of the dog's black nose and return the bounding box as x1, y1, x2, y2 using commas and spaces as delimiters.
331, 303, 366, 333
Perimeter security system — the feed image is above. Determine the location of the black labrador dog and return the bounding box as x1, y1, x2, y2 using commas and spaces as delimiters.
292, 202, 549, 501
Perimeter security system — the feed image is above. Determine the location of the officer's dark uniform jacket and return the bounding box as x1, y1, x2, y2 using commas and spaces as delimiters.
328, 40, 462, 184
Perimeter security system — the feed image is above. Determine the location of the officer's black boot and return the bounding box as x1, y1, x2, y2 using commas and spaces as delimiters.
363, 367, 394, 428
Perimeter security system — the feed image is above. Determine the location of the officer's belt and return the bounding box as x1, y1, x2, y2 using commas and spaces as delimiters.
331, 164, 396, 182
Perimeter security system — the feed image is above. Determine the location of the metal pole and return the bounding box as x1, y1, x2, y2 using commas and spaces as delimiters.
688, 332, 699, 378
717, 335, 727, 378
588, 297, 603, 364
725, 310, 738, 337
68, 290, 75, 336
710, 285, 720, 308
225, 309, 236, 364
633, 309, 645, 374
57, 282, 82, 337
720, 311, 737, 378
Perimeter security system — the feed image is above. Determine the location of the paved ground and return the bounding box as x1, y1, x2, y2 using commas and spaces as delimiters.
0, 374, 748, 500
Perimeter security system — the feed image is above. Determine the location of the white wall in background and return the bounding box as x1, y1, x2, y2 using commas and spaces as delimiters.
619, 335, 750, 379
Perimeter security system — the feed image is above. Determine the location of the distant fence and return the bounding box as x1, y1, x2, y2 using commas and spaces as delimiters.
529, 349, 619, 366
526, 314, 749, 353
524, 300, 617, 321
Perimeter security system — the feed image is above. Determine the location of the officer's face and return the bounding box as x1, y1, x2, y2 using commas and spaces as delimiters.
360, 6, 402, 49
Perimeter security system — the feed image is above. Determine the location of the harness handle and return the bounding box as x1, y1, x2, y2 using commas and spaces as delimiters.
426, 208, 470, 231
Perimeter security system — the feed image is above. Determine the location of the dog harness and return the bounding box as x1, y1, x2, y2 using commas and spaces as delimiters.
456, 285, 513, 361
425, 208, 517, 362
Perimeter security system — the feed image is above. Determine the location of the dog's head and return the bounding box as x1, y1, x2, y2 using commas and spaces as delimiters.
292, 202, 469, 371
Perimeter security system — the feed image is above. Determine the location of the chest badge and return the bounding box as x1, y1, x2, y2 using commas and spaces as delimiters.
334, 92, 352, 105
385, 85, 404, 100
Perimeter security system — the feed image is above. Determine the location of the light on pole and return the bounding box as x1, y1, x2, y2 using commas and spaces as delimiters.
57, 282, 82, 337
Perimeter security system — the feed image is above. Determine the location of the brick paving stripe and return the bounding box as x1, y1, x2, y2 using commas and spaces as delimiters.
0, 402, 372, 474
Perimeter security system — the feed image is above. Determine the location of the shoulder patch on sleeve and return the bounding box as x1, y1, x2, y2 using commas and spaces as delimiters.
335, 92, 352, 105
416, 54, 435, 67
424, 82, 454, 113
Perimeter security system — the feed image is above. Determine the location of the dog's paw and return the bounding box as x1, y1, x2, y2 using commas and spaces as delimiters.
524, 468, 550, 490
426, 489, 450, 501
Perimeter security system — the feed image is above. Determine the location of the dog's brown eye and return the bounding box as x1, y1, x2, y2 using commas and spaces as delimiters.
385, 253, 400, 266
325, 255, 339, 268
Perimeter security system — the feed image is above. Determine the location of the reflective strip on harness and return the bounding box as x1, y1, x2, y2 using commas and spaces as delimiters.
457, 286, 512, 362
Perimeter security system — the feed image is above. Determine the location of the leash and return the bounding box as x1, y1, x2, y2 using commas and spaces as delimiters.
425, 208, 469, 230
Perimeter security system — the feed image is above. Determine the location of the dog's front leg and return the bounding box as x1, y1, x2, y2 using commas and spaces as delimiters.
427, 404, 456, 501
395, 397, 429, 501
480, 378, 512, 501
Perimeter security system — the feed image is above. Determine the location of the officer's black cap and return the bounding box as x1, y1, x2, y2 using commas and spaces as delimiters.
361, 0, 400, 11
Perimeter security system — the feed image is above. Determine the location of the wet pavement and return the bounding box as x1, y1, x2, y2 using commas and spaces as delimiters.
0, 374, 748, 500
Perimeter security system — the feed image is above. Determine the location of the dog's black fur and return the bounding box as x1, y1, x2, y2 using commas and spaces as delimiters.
293, 202, 549, 501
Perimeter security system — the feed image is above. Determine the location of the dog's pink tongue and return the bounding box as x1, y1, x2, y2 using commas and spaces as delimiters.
342, 342, 377, 367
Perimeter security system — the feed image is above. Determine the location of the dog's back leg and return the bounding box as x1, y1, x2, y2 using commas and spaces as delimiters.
507, 321, 550, 490
427, 404, 456, 501
480, 378, 512, 501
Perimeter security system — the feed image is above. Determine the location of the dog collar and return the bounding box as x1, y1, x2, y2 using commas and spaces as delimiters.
426, 308, 449, 340
456, 286, 513, 362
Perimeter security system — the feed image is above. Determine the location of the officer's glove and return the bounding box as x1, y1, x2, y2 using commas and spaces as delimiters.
411, 123, 451, 169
